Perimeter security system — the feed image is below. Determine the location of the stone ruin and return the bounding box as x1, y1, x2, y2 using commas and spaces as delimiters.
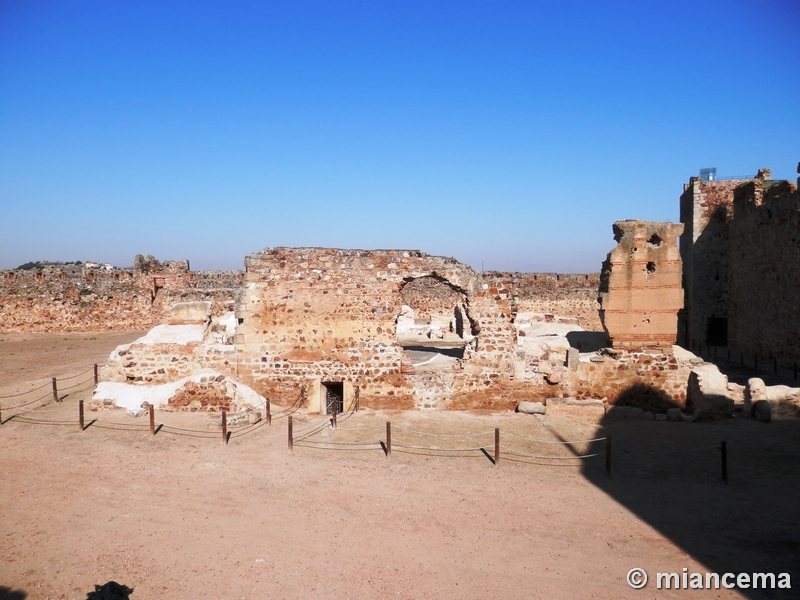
27, 160, 797, 422
96, 241, 703, 418
599, 220, 684, 351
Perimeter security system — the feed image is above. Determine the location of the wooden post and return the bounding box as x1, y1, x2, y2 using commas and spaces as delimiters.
149, 404, 155, 435
266, 398, 271, 425
606, 436, 612, 476
721, 441, 727, 484
494, 428, 500, 467
386, 421, 392, 457
93, 364, 99, 385
288, 416, 293, 454
52, 378, 58, 402
79, 400, 84, 431
221, 410, 227, 445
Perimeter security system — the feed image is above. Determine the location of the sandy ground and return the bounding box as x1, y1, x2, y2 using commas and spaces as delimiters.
1, 333, 798, 599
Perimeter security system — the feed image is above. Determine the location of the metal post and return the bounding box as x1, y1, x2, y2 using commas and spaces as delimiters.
288, 416, 293, 454
266, 398, 271, 425
721, 441, 727, 484
494, 428, 500, 467
93, 364, 99, 385
221, 410, 227, 445
79, 400, 84, 431
606, 436, 612, 477
52, 378, 58, 402
332, 407, 337, 429
386, 421, 392, 457
149, 404, 155, 435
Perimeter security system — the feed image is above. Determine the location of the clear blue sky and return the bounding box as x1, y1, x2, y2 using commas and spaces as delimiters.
1, 1, 798, 273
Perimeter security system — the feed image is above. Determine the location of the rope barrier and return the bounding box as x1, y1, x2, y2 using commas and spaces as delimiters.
501, 447, 604, 460
295, 439, 380, 447
393, 443, 487, 452
56, 366, 95, 380
57, 376, 95, 391
502, 432, 607, 444
330, 424, 385, 432
12, 416, 74, 426
294, 442, 381, 451
391, 426, 495, 437
0, 380, 52, 399
92, 417, 151, 428
0, 391, 54, 411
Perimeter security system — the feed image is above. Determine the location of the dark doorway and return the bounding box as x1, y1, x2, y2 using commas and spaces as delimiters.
323, 382, 344, 415
706, 317, 728, 347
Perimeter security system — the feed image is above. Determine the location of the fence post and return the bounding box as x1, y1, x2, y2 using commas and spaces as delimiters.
288, 416, 293, 454
52, 378, 58, 402
221, 410, 227, 445
721, 441, 727, 484
93, 364, 99, 385
606, 436, 612, 477
494, 428, 500, 467
386, 421, 392, 458
79, 400, 84, 431
149, 404, 155, 435
266, 398, 271, 425
332, 407, 337, 429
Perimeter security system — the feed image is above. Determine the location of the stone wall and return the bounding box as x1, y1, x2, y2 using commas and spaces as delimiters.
679, 165, 800, 367
234, 248, 488, 409
728, 182, 800, 365
0, 256, 242, 333
480, 271, 601, 330
599, 220, 684, 350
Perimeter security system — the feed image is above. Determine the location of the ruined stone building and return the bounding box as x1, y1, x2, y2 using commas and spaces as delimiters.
599, 220, 684, 350
0, 255, 242, 332
680, 165, 800, 366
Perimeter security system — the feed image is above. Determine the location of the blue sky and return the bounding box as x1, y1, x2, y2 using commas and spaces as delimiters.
1, 1, 798, 272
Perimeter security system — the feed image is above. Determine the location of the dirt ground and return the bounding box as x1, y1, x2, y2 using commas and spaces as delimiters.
1, 333, 798, 599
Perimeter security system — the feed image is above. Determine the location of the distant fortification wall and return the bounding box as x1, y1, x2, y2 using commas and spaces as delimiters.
479, 271, 601, 330
0, 255, 242, 333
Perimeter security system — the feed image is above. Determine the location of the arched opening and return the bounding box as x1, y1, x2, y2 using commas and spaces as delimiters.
396, 275, 477, 370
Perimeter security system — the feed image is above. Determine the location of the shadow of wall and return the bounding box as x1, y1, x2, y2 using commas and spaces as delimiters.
579, 383, 800, 597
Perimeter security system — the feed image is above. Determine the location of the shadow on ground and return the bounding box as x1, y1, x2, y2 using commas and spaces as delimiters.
0, 587, 26, 600
578, 383, 800, 599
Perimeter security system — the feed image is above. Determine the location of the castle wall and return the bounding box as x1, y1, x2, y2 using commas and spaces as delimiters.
728, 182, 800, 365
679, 166, 800, 368
0, 256, 242, 333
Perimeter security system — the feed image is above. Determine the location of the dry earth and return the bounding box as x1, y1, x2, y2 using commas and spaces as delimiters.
1, 333, 798, 599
